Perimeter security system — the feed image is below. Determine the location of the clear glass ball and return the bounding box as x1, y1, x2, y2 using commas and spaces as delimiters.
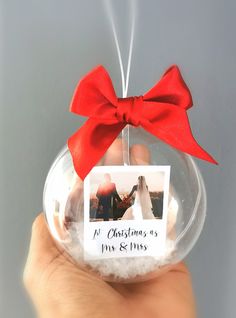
43, 129, 206, 282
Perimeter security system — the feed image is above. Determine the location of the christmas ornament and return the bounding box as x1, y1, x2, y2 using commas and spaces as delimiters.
43, 65, 216, 282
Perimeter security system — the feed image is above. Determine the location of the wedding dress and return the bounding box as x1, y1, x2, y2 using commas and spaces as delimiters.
122, 176, 155, 220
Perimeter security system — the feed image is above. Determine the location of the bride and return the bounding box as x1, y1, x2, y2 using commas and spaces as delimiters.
122, 176, 155, 220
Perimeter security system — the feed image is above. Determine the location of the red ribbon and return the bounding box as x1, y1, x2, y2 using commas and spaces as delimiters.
68, 65, 217, 180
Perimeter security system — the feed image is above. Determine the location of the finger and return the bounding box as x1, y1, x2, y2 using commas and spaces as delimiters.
24, 213, 61, 287
104, 140, 151, 166
64, 177, 84, 224
130, 144, 151, 165
31, 213, 60, 256
151, 262, 196, 315
118, 261, 192, 294
169, 261, 190, 274
103, 138, 124, 165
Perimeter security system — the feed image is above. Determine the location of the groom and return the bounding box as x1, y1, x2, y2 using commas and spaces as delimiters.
96, 173, 122, 221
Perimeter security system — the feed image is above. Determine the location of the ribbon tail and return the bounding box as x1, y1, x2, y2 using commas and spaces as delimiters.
68, 118, 126, 180
142, 109, 218, 165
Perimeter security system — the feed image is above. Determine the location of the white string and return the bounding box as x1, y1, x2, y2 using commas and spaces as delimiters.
124, 0, 136, 97
104, 0, 126, 97
104, 0, 136, 98
104, 0, 136, 166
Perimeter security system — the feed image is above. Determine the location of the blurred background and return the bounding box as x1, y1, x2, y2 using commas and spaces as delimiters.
0, 0, 235, 317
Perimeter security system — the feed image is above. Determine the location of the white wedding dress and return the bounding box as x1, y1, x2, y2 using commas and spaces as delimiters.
122, 178, 155, 220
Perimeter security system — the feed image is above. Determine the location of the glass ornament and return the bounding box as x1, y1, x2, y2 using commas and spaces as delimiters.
43, 126, 206, 282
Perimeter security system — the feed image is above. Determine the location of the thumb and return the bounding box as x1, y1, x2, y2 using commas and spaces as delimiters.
23, 213, 61, 288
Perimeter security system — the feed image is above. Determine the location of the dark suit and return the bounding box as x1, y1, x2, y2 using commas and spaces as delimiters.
96, 182, 121, 221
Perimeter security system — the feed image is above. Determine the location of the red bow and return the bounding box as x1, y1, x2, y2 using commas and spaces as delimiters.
68, 65, 217, 180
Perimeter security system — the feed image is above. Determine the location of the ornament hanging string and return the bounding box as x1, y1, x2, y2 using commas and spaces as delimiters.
104, 0, 137, 166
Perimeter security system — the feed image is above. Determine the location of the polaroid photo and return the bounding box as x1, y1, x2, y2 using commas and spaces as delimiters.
83, 165, 170, 260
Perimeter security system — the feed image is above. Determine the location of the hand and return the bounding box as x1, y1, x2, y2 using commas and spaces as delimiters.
24, 140, 196, 318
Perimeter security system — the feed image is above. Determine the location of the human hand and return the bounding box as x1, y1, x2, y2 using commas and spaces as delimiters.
24, 140, 196, 318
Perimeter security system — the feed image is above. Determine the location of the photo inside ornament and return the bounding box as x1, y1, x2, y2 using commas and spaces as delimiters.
43, 126, 206, 282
